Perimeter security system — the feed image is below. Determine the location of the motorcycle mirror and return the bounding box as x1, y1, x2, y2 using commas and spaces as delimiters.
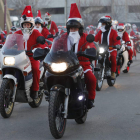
45, 39, 52, 45
84, 48, 97, 60
36, 36, 45, 44
86, 34, 95, 43
33, 48, 49, 60
116, 36, 121, 40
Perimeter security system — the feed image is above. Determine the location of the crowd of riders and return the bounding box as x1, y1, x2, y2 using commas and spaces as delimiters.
0, 2, 140, 139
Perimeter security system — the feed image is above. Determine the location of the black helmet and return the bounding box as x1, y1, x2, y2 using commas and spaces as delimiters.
66, 19, 84, 36
34, 17, 44, 26
98, 15, 112, 30
11, 26, 17, 31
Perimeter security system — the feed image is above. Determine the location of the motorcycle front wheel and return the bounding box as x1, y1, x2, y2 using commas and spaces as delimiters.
136, 44, 140, 53
94, 63, 104, 91
49, 91, 66, 139
0, 79, 14, 118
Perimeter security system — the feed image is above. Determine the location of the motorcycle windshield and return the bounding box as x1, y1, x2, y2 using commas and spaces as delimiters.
44, 34, 79, 65
2, 34, 25, 55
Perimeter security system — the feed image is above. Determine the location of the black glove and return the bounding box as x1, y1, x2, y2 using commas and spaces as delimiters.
47, 34, 53, 39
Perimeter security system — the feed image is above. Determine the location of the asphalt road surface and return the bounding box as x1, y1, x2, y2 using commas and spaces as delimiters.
0, 54, 140, 140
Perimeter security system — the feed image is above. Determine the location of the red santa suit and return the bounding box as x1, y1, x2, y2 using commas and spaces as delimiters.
66, 3, 96, 100
122, 31, 133, 61
95, 28, 120, 72
15, 6, 46, 92
0, 33, 5, 45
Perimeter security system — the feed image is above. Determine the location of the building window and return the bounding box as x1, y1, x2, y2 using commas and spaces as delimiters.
129, 6, 140, 13
81, 6, 111, 14
41, 8, 64, 14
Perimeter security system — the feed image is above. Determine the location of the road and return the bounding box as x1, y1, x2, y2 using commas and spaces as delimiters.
0, 55, 140, 140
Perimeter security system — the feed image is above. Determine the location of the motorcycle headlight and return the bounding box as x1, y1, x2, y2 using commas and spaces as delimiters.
4, 57, 15, 66
51, 62, 68, 72
99, 47, 105, 54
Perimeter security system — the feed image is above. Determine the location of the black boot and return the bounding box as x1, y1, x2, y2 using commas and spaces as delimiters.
87, 99, 95, 109
127, 60, 133, 66
31, 91, 38, 99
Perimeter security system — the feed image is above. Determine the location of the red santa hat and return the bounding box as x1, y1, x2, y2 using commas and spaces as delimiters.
45, 12, 51, 17
36, 10, 42, 19
20, 5, 34, 28
67, 3, 84, 27
117, 23, 125, 31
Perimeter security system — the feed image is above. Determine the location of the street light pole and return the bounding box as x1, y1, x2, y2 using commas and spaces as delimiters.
65, 0, 67, 25
4, 0, 7, 31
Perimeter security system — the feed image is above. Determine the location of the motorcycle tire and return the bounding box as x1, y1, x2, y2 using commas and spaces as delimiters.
75, 110, 87, 124
94, 63, 103, 91
0, 79, 14, 118
28, 91, 43, 108
107, 78, 116, 87
136, 44, 140, 53
49, 91, 66, 139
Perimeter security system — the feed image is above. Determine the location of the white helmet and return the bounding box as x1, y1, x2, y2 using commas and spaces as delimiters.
117, 23, 125, 38
125, 23, 132, 34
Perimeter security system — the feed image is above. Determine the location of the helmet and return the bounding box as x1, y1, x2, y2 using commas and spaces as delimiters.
11, 26, 17, 31
66, 3, 84, 36
117, 23, 125, 32
44, 12, 51, 22
125, 23, 131, 34
98, 15, 112, 30
34, 17, 44, 26
20, 6, 35, 34
132, 24, 137, 30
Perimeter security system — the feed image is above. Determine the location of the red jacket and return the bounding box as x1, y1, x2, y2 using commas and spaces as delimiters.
61, 33, 96, 71
130, 30, 136, 36
15, 29, 46, 56
47, 21, 58, 35
95, 28, 120, 50
122, 31, 131, 46
0, 34, 5, 45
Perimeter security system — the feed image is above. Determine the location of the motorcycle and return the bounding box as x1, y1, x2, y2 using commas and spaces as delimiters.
95, 45, 119, 91
0, 34, 45, 118
33, 34, 97, 139
116, 38, 131, 73
132, 32, 140, 53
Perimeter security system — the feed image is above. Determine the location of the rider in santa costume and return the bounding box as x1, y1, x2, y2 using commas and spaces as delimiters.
85, 25, 94, 35
61, 3, 96, 109
34, 10, 53, 48
58, 25, 64, 35
117, 23, 133, 72
15, 6, 46, 99
44, 12, 58, 36
95, 15, 121, 79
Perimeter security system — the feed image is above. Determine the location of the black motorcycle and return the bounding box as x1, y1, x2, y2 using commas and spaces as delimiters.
33, 34, 97, 139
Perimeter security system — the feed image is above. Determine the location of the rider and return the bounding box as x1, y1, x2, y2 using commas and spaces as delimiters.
0, 28, 5, 46
15, 5, 46, 99
125, 23, 132, 35
9, 26, 17, 34
130, 24, 138, 36
85, 25, 94, 35
44, 12, 58, 36
95, 15, 121, 79
65, 3, 96, 109
58, 25, 64, 35
34, 10, 53, 47
117, 23, 133, 71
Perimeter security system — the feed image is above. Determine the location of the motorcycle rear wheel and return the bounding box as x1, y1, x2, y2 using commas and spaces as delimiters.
49, 91, 66, 139
94, 63, 104, 91
28, 91, 43, 108
0, 79, 14, 118
107, 78, 116, 86
136, 44, 140, 53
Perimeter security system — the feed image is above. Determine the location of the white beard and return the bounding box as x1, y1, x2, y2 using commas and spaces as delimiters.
23, 33, 30, 41
100, 25, 106, 32
34, 26, 42, 33
45, 21, 48, 25
117, 32, 123, 38
69, 31, 80, 44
